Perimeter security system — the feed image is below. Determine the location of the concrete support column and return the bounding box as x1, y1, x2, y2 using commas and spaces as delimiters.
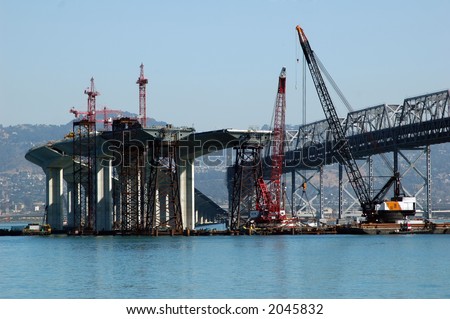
66, 180, 74, 228
179, 157, 195, 230
96, 159, 113, 231
46, 167, 64, 230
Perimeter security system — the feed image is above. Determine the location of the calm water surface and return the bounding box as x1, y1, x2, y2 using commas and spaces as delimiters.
0, 234, 449, 298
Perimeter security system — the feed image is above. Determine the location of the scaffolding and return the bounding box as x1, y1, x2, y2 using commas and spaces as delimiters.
112, 118, 145, 233
146, 139, 183, 233
229, 145, 264, 230
72, 119, 97, 232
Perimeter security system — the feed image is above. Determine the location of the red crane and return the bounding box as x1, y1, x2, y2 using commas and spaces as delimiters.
256, 67, 287, 222
69, 78, 100, 123
70, 106, 122, 130
136, 63, 149, 128
84, 77, 99, 123
100, 107, 123, 130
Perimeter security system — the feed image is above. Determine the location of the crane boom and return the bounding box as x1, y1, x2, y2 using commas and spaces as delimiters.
269, 67, 287, 215
255, 67, 287, 222
296, 25, 374, 216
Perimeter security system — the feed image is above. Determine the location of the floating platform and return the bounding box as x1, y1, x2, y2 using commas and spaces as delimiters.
337, 222, 450, 235
1, 222, 450, 236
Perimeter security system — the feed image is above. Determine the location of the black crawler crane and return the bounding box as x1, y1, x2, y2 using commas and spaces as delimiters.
296, 25, 414, 222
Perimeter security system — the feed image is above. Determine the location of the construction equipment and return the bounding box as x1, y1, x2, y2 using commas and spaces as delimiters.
254, 67, 287, 222
136, 63, 149, 128
70, 106, 122, 130
296, 25, 415, 222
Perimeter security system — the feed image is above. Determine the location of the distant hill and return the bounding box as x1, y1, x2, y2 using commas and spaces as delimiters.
0, 123, 72, 172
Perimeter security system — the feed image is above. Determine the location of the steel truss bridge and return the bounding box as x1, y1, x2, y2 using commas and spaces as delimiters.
281, 89, 450, 219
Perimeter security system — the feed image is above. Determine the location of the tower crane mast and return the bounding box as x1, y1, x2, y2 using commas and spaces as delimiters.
84, 77, 99, 123
296, 25, 375, 217
136, 63, 148, 128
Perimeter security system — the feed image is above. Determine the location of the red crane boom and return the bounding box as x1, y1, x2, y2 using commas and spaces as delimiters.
269, 67, 287, 216
256, 67, 287, 222
70, 106, 122, 130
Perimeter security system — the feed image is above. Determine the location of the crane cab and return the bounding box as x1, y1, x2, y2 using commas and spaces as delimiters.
375, 196, 416, 223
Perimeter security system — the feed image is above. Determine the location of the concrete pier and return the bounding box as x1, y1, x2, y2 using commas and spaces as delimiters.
179, 156, 195, 230
96, 159, 113, 232
46, 167, 64, 230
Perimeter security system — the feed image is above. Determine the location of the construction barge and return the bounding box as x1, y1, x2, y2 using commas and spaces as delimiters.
162, 221, 450, 236
47, 221, 450, 236
229, 220, 450, 236
1, 220, 450, 236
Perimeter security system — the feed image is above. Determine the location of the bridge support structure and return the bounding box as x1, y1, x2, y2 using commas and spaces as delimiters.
146, 140, 183, 233
290, 167, 324, 221
179, 154, 195, 230
113, 119, 145, 233
45, 167, 64, 230
96, 159, 113, 232
229, 145, 264, 230
72, 119, 97, 233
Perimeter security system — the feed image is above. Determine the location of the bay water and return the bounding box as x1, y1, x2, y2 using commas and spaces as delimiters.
0, 233, 449, 299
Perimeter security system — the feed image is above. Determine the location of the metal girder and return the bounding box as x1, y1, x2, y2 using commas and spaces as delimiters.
288, 94, 442, 216
286, 89, 450, 170
291, 168, 323, 219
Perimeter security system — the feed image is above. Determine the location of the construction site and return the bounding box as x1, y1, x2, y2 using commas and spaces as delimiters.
25, 26, 450, 236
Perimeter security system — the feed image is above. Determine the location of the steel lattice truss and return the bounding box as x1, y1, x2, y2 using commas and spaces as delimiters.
284, 90, 449, 217
286, 90, 450, 168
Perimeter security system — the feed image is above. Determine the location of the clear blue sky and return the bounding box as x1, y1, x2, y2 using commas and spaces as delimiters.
1, 0, 449, 132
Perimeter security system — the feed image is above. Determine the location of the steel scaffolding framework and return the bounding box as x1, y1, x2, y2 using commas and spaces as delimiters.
112, 118, 146, 233
72, 119, 97, 232
146, 140, 183, 232
229, 146, 264, 230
